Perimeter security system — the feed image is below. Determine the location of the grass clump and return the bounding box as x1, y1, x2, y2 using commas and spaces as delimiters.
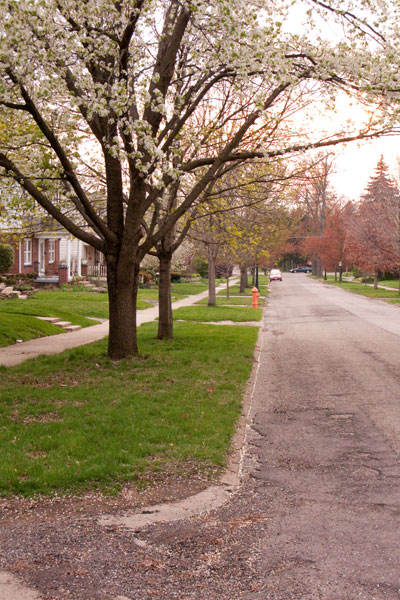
217, 284, 267, 297
323, 280, 400, 299
0, 321, 258, 497
0, 291, 109, 328
173, 305, 263, 322
0, 290, 154, 333
171, 281, 208, 295
0, 313, 62, 347
196, 296, 264, 306
378, 279, 400, 291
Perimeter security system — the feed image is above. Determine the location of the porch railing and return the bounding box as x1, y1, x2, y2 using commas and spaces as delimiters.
86, 264, 107, 278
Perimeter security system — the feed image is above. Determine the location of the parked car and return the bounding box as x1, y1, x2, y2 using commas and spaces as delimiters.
269, 268, 282, 281
289, 266, 312, 273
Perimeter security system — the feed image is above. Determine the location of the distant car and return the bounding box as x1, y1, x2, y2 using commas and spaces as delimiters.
289, 266, 312, 273
269, 268, 282, 281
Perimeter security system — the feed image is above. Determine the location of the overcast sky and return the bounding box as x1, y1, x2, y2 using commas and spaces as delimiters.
331, 135, 400, 201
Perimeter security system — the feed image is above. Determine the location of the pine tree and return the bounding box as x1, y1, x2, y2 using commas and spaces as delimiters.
347, 157, 400, 291
362, 156, 399, 206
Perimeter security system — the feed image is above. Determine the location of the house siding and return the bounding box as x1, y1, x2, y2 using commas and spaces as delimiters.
2, 229, 104, 280
2, 236, 60, 277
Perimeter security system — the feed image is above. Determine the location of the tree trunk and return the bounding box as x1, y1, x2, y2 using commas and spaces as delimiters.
107, 253, 139, 359
373, 271, 378, 289
226, 276, 230, 299
158, 252, 173, 340
208, 250, 217, 306
239, 264, 247, 293
312, 257, 322, 278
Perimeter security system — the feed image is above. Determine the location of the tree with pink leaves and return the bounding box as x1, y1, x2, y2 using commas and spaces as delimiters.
304, 202, 354, 281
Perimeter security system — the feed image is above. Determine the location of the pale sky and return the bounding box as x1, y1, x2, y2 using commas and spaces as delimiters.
282, 2, 400, 202
331, 136, 400, 201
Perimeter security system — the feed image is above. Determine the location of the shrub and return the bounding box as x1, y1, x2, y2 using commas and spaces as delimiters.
60, 283, 88, 292
0, 244, 14, 274
381, 271, 398, 281
192, 257, 208, 278
171, 271, 182, 282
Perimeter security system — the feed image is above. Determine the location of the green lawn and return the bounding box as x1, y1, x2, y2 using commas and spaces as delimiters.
322, 280, 400, 298
377, 279, 400, 291
256, 274, 269, 285
137, 288, 185, 302
0, 280, 237, 348
196, 296, 264, 306
217, 284, 268, 297
171, 281, 209, 295
0, 313, 62, 347
0, 291, 154, 346
173, 305, 263, 322
0, 321, 258, 496
0, 291, 112, 324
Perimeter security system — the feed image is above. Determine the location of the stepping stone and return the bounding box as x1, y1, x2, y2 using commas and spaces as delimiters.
53, 321, 72, 328
64, 325, 82, 332
36, 316, 61, 323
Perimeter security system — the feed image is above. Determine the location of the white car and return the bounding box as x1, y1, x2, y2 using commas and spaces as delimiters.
269, 269, 282, 281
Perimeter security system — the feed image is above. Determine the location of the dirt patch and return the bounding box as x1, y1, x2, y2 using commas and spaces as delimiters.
0, 471, 214, 527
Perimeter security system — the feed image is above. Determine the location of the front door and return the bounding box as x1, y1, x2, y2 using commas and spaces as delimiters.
38, 240, 45, 276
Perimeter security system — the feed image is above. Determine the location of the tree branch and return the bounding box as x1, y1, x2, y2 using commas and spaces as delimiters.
0, 152, 105, 250
5, 69, 116, 244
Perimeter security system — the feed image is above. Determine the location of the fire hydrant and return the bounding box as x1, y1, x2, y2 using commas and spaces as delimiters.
252, 286, 260, 308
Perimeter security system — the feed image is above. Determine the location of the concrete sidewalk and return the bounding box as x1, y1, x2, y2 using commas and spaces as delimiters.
0, 282, 234, 367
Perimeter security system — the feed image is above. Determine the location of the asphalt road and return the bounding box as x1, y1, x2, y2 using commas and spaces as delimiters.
2, 274, 400, 599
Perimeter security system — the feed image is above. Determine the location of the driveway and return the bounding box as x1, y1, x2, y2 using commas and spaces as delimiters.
1, 274, 400, 599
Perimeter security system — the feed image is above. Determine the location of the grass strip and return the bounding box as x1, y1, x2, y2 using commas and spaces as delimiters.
0, 321, 258, 497
321, 279, 400, 298
173, 305, 263, 322
377, 279, 400, 291
217, 284, 268, 297
171, 282, 208, 295
0, 291, 154, 331
138, 288, 185, 302
195, 296, 264, 306
257, 274, 269, 285
0, 313, 62, 347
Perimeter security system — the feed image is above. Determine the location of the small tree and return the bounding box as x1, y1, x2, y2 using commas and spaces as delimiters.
0, 243, 14, 274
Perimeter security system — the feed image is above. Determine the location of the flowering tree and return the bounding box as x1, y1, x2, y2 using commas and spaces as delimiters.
0, 0, 397, 358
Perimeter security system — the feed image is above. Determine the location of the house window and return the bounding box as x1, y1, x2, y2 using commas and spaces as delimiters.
48, 239, 55, 263
24, 239, 32, 265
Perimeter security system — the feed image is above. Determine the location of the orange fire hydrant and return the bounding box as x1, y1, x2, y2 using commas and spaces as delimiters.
252, 286, 260, 308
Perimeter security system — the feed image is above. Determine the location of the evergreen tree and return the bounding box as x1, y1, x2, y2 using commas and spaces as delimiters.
362, 156, 399, 206
347, 157, 400, 290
